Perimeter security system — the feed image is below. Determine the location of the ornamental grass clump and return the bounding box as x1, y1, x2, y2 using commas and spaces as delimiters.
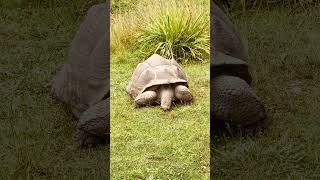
137, 7, 209, 63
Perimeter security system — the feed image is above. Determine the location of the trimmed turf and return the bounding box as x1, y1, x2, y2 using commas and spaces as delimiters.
110, 55, 210, 178
110, 0, 210, 178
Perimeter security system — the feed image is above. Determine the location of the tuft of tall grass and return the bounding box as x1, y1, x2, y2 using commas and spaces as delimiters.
137, 6, 209, 63
111, 0, 210, 63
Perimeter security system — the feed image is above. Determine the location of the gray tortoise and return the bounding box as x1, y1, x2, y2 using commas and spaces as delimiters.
51, 3, 109, 147
211, 3, 266, 127
126, 54, 193, 111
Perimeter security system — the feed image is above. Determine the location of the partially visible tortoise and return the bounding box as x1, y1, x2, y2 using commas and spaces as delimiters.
51, 3, 109, 147
126, 54, 193, 111
211, 3, 266, 127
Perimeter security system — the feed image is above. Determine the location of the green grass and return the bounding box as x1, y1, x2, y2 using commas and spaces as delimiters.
212, 5, 320, 179
110, 0, 139, 13
110, 56, 210, 179
110, 0, 210, 178
0, 0, 108, 179
137, 2, 209, 63
110, 0, 209, 60
214, 0, 320, 11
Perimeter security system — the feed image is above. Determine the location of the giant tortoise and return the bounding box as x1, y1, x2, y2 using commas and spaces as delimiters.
51, 3, 109, 147
211, 3, 266, 128
126, 54, 193, 111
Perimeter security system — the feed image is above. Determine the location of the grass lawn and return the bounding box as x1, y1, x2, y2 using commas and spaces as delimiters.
212, 5, 320, 179
0, 1, 108, 179
110, 56, 210, 179
110, 0, 210, 178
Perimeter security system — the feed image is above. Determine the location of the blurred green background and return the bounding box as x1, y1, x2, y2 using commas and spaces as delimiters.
0, 0, 108, 179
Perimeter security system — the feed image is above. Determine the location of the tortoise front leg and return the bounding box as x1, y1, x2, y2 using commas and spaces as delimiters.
134, 90, 157, 106
174, 84, 193, 102
76, 98, 109, 147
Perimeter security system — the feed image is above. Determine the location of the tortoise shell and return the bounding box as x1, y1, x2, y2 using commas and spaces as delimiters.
211, 3, 252, 84
51, 3, 109, 117
126, 54, 188, 99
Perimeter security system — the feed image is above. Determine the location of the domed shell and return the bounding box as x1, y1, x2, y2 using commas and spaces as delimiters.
211, 3, 252, 84
51, 3, 109, 117
126, 54, 188, 98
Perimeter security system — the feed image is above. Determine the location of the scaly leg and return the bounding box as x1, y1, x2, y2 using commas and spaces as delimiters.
174, 84, 193, 102
134, 90, 157, 107
76, 98, 109, 147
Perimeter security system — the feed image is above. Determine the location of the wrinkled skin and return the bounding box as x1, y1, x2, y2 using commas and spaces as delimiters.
211, 2, 266, 130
